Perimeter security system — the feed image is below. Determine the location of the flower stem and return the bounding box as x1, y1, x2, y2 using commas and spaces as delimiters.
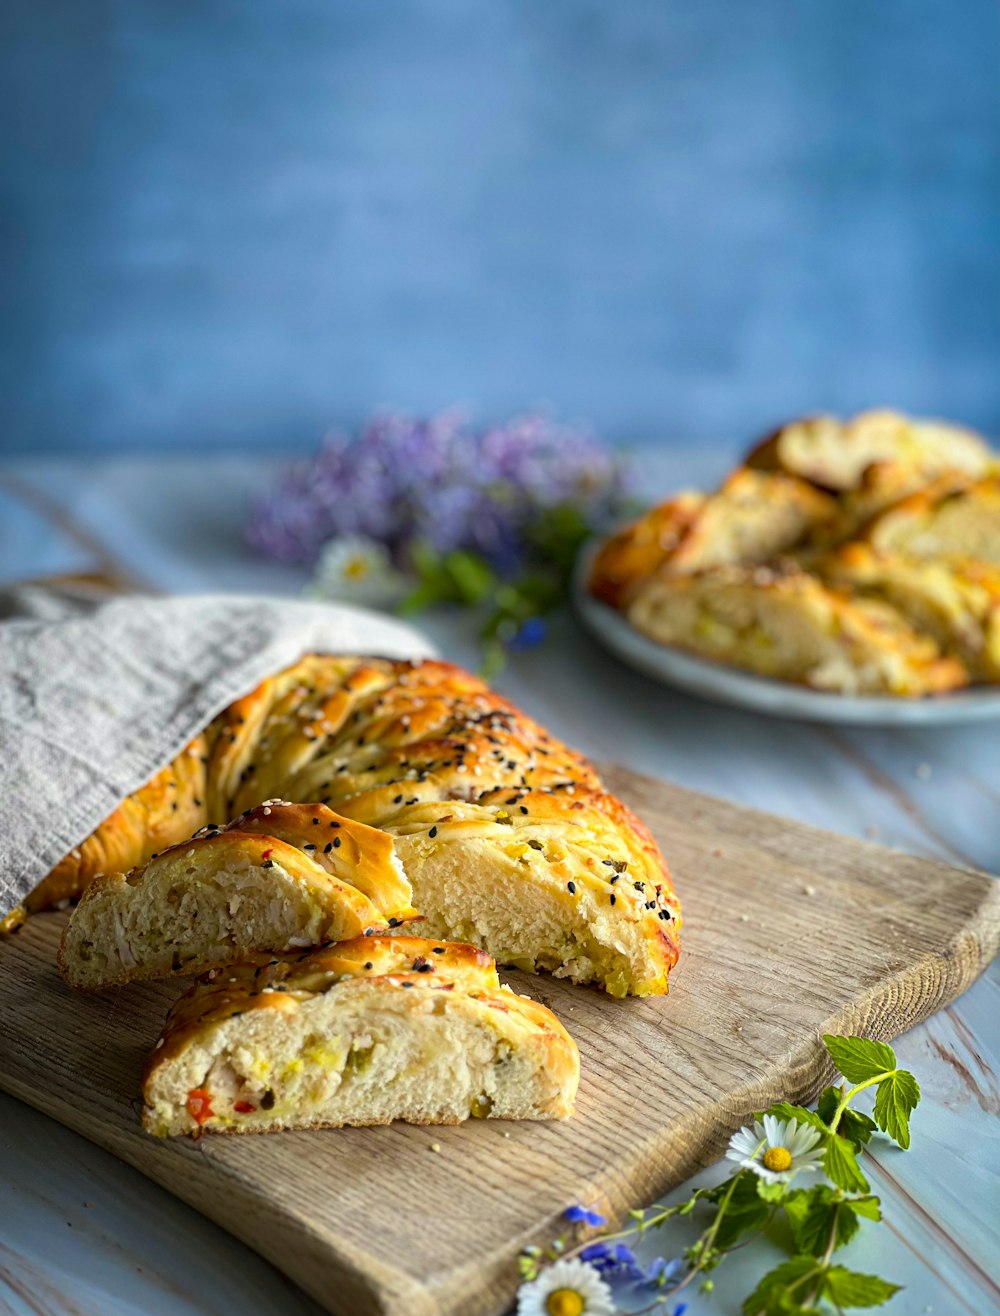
827, 1072, 893, 1135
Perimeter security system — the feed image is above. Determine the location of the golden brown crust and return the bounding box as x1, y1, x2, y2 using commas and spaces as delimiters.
34, 657, 680, 996
589, 471, 837, 609
141, 935, 580, 1135
627, 562, 969, 697
861, 477, 1000, 564
27, 733, 212, 912
746, 410, 994, 492
588, 492, 705, 608
57, 802, 420, 990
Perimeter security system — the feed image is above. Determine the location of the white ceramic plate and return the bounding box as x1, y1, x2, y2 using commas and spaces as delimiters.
572, 542, 1000, 726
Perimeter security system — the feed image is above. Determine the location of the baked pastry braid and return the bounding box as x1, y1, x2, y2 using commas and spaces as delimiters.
626, 563, 968, 696
747, 410, 995, 492
820, 544, 1000, 682
380, 789, 679, 998
588, 470, 837, 609
59, 803, 416, 990
587, 491, 705, 609
38, 656, 679, 998
141, 936, 580, 1136
862, 477, 1000, 565
27, 733, 212, 915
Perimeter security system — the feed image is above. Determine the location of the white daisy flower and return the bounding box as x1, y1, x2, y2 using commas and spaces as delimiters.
725, 1114, 825, 1184
308, 535, 405, 608
516, 1257, 615, 1316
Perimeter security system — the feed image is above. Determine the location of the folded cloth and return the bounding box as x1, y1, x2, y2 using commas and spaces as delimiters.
0, 588, 437, 917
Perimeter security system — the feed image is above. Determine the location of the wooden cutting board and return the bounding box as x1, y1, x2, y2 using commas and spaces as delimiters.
1, 766, 997, 1316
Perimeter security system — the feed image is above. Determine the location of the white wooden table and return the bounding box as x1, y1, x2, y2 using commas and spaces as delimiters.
2, 451, 998, 1316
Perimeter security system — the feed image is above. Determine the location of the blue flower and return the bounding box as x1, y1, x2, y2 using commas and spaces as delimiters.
642, 1256, 684, 1289
507, 617, 548, 652
563, 1204, 608, 1228
579, 1243, 613, 1265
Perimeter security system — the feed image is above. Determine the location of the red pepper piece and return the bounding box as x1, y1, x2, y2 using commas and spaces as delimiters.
186, 1087, 214, 1125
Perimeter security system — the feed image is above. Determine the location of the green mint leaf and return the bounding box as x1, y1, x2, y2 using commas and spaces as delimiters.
872, 1069, 920, 1149
824, 1134, 870, 1193
784, 1186, 859, 1255
760, 1102, 828, 1136
742, 1256, 820, 1316
844, 1195, 882, 1222
823, 1035, 897, 1085
822, 1266, 902, 1307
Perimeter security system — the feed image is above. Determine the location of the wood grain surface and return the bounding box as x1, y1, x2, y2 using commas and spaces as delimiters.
1, 766, 997, 1316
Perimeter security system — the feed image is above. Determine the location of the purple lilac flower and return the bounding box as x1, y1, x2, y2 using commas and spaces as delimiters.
247, 409, 631, 571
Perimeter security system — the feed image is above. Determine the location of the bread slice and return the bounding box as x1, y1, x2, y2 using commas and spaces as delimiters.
820, 543, 1000, 682
141, 936, 580, 1136
59, 803, 416, 990
589, 470, 836, 610
588, 491, 705, 608
747, 410, 995, 492
378, 789, 680, 998
626, 563, 968, 696
862, 477, 1000, 565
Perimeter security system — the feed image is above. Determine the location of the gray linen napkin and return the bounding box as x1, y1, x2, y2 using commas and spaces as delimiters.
0, 588, 437, 916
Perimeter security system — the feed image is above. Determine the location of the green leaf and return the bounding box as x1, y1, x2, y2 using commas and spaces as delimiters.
785, 1188, 859, 1256
824, 1134, 870, 1193
823, 1036, 897, 1085
479, 637, 507, 682
442, 550, 496, 605
818, 1088, 879, 1147
742, 1256, 820, 1315
844, 1194, 882, 1222
409, 539, 451, 587
397, 582, 448, 616
712, 1171, 772, 1248
872, 1070, 920, 1149
761, 1102, 829, 1136
822, 1266, 902, 1307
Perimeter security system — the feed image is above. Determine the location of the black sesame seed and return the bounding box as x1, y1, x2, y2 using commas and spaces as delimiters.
520, 805, 528, 814
567, 881, 576, 894
610, 893, 617, 905
431, 947, 446, 954
333, 836, 341, 848
364, 961, 374, 970
388, 917, 402, 927
394, 794, 403, 803
302, 843, 316, 850
324, 842, 333, 853
429, 826, 438, 838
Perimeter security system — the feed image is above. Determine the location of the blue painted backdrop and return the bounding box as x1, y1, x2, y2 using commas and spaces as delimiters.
2, 0, 998, 454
